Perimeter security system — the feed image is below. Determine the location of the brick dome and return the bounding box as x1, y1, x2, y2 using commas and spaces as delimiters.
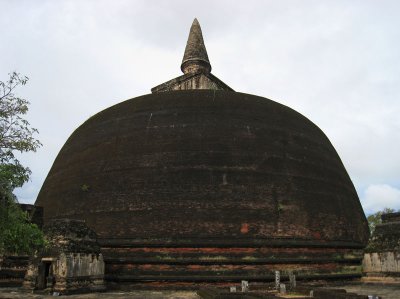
35, 20, 368, 284
36, 90, 368, 247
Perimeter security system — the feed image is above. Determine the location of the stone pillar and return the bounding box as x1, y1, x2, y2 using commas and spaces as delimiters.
288, 270, 296, 289
275, 270, 280, 290
241, 280, 249, 292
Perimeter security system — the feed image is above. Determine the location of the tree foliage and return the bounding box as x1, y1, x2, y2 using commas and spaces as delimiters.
0, 72, 41, 192
0, 72, 44, 255
0, 195, 46, 255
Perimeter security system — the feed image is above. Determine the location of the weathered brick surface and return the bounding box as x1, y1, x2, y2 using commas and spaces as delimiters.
36, 91, 368, 244
0, 256, 29, 287
363, 212, 400, 284
35, 90, 368, 282
101, 244, 363, 284
23, 220, 105, 294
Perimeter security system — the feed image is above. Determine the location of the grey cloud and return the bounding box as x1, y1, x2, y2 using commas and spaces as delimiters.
1, 1, 399, 216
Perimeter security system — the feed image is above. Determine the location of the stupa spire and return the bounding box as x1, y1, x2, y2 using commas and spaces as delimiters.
181, 18, 212, 74
151, 19, 233, 92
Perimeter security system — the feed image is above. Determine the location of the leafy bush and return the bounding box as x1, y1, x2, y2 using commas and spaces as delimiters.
0, 194, 46, 255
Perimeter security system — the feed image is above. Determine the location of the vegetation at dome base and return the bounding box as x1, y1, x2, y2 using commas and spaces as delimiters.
0, 72, 45, 255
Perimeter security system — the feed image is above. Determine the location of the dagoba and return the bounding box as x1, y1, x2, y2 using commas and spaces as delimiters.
36, 19, 369, 286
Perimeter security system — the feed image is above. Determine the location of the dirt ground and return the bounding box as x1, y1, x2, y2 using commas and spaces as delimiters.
0, 289, 199, 299
332, 283, 400, 299
0, 284, 399, 299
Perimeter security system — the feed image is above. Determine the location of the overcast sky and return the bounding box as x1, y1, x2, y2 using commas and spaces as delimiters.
1, 0, 399, 215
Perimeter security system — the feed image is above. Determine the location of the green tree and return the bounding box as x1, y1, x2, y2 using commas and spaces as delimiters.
0, 196, 46, 255
0, 72, 44, 255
